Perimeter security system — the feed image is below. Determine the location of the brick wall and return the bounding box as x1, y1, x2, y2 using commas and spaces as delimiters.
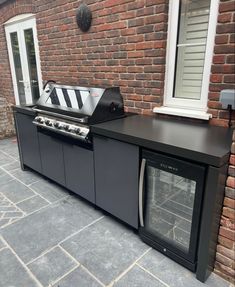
208, 0, 235, 127
214, 130, 235, 284
35, 0, 168, 115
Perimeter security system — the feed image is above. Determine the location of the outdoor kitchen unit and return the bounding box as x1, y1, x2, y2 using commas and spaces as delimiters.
13, 85, 232, 284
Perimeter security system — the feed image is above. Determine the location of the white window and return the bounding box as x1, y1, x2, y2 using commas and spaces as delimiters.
154, 0, 219, 120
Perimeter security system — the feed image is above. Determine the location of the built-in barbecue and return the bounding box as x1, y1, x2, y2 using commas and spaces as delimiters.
31, 83, 124, 145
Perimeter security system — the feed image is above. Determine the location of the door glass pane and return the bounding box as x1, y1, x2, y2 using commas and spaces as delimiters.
145, 166, 196, 252
174, 0, 211, 100
24, 28, 39, 102
10, 32, 26, 104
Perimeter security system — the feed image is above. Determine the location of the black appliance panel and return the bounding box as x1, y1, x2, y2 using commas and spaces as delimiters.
14, 112, 42, 173
139, 150, 206, 268
38, 132, 65, 186
64, 142, 95, 203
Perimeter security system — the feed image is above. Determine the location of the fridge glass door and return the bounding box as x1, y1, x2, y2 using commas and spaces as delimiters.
145, 165, 197, 253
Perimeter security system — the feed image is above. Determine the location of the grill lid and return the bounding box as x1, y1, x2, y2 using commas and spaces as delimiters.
35, 83, 125, 124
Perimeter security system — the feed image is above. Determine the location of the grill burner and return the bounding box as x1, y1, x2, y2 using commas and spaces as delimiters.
31, 83, 125, 144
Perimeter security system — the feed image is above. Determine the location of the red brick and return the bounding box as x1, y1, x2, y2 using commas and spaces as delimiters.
219, 226, 235, 241
213, 55, 226, 64
210, 74, 223, 83
230, 155, 235, 165
227, 176, 235, 189
227, 54, 235, 63
218, 235, 235, 249
218, 13, 232, 23
219, 1, 235, 13
215, 35, 229, 44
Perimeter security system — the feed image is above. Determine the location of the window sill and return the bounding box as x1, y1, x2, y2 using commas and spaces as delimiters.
153, 107, 212, 120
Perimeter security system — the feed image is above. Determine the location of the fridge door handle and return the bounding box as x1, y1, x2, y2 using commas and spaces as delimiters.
139, 158, 146, 227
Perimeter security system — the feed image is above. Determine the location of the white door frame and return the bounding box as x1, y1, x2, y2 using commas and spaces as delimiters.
5, 14, 42, 105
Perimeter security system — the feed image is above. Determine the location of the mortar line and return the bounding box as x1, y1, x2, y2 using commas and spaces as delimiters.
48, 265, 78, 287
58, 245, 81, 266
0, 150, 18, 162
0, 195, 70, 230
108, 247, 152, 286
0, 167, 51, 204
15, 194, 37, 205
136, 263, 171, 287
80, 264, 106, 287
0, 236, 44, 287
26, 216, 104, 266
0, 192, 26, 216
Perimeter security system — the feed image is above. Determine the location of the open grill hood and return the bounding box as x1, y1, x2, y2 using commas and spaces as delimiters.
35, 83, 125, 125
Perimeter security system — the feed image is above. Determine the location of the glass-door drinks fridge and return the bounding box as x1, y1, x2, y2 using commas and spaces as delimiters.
139, 150, 206, 271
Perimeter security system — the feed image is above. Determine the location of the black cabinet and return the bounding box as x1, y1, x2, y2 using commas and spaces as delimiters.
64, 143, 95, 203
94, 135, 139, 228
38, 132, 65, 186
14, 112, 42, 172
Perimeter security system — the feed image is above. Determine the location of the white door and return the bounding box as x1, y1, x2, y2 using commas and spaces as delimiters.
5, 15, 42, 105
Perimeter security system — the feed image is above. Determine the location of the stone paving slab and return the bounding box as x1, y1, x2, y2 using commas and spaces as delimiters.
16, 195, 49, 214
9, 168, 41, 186
0, 248, 39, 287
30, 179, 69, 203
28, 246, 77, 286
0, 179, 35, 204
2, 161, 20, 171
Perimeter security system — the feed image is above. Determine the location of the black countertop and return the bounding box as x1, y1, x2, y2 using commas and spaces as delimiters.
91, 115, 233, 167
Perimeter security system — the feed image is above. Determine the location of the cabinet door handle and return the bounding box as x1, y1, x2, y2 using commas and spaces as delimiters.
139, 158, 146, 227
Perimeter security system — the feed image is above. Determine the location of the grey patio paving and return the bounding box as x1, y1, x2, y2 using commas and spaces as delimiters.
0, 137, 231, 287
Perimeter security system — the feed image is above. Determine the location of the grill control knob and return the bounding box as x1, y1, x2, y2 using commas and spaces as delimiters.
63, 124, 70, 131
74, 128, 81, 134
36, 117, 44, 124
45, 119, 52, 126
53, 122, 60, 128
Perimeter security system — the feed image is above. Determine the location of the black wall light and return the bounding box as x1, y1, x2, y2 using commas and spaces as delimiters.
76, 3, 92, 32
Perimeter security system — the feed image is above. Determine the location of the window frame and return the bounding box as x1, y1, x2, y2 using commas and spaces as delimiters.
163, 0, 219, 112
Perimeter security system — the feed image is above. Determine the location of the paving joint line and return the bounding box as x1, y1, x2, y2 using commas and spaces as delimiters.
0, 150, 18, 162
15, 194, 38, 205
80, 265, 106, 287
48, 265, 78, 287
0, 195, 70, 230
108, 247, 152, 286
58, 245, 81, 266
25, 215, 104, 266
0, 235, 44, 287
136, 263, 171, 287
0, 166, 51, 204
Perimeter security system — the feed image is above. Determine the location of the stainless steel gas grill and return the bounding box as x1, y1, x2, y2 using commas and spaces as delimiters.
13, 83, 125, 203
31, 83, 125, 144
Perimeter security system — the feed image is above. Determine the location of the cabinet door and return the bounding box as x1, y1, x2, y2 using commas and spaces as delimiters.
14, 112, 41, 172
38, 132, 65, 186
64, 143, 95, 203
94, 136, 139, 228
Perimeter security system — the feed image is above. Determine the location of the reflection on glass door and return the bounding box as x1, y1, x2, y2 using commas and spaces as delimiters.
5, 15, 42, 105
145, 166, 196, 252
